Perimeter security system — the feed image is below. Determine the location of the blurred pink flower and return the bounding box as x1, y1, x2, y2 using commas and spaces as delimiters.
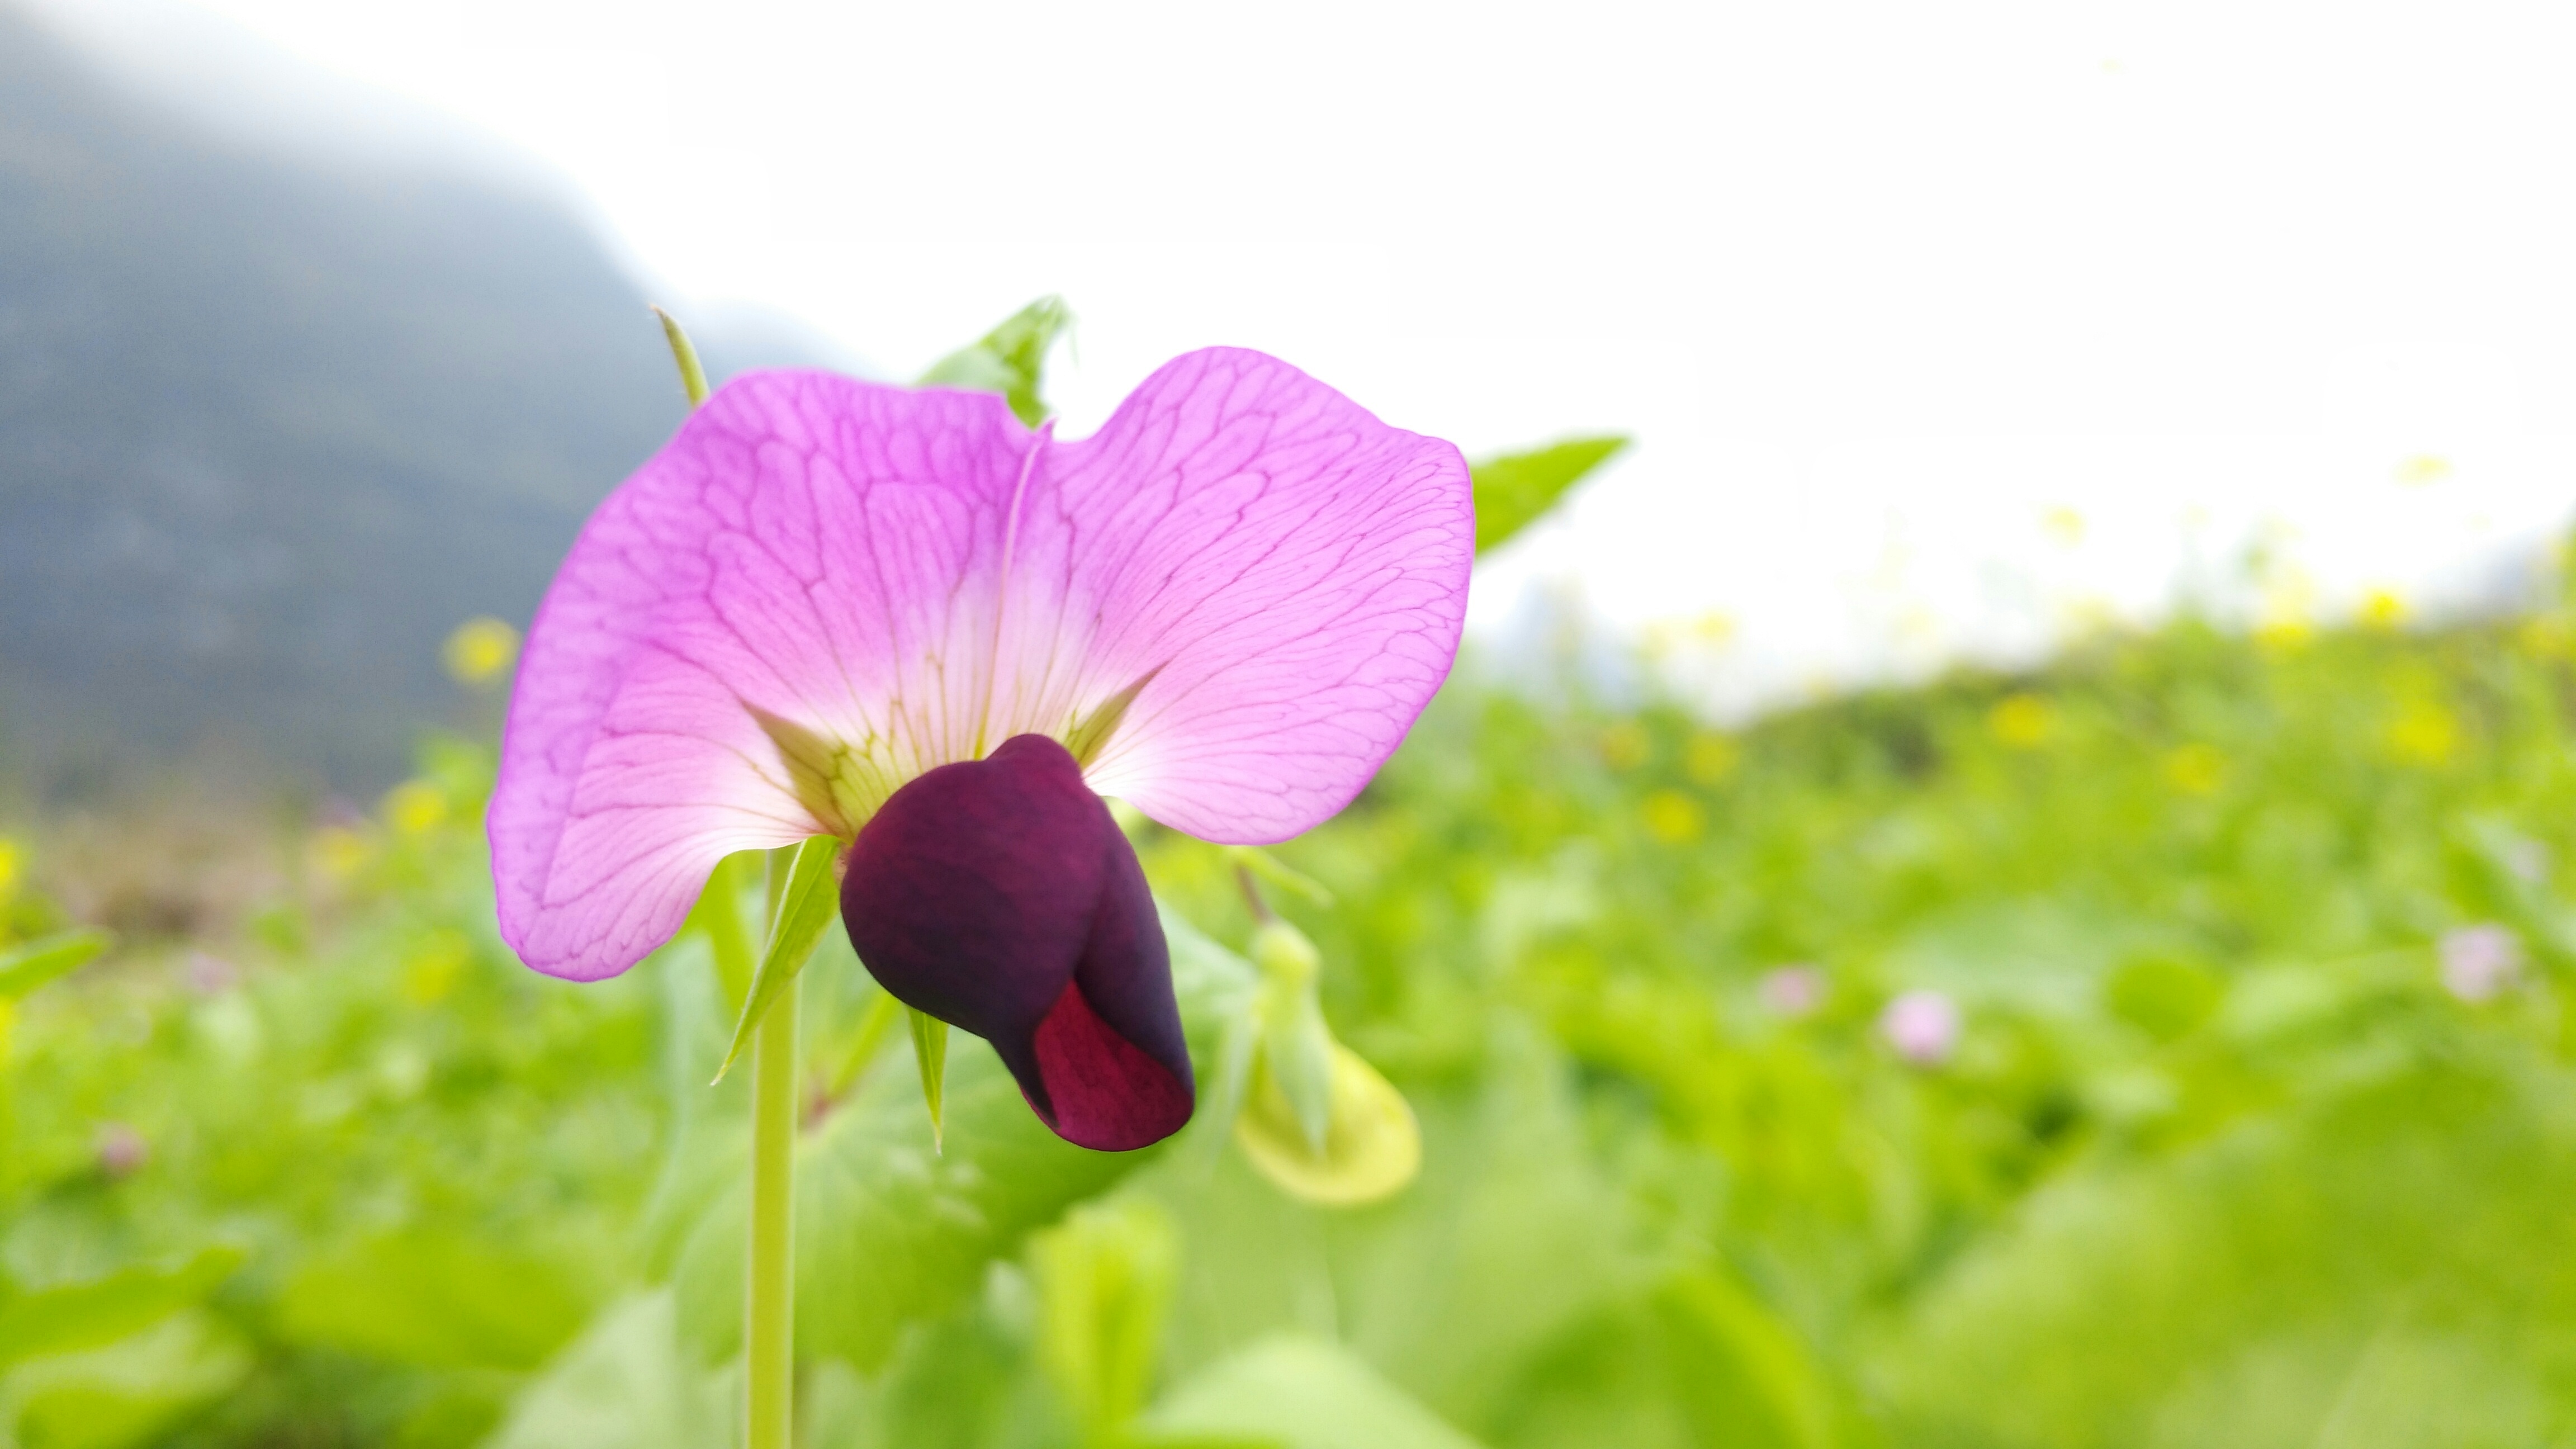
95, 1123, 148, 1178
183, 950, 239, 996
2439, 923, 2523, 1003
489, 351, 1472, 1149
1761, 964, 1826, 1017
1880, 989, 1961, 1067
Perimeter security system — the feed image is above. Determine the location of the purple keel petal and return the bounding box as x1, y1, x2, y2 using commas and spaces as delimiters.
490, 372, 1036, 980
1031, 977, 1195, 1152
840, 735, 1192, 1150
1001, 349, 1476, 843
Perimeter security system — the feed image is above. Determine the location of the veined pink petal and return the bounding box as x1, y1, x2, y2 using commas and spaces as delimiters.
1002, 349, 1475, 842
491, 374, 1036, 980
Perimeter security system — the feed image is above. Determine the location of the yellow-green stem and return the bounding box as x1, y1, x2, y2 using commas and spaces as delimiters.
745, 971, 800, 1449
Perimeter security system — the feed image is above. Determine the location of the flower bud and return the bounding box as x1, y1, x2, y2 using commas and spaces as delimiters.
1249, 920, 1320, 989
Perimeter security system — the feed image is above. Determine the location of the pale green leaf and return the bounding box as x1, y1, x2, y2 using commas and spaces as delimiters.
0, 927, 112, 1001
1142, 1336, 1488, 1449
917, 295, 1073, 427
1033, 1197, 1182, 1441
484, 1292, 729, 1449
1469, 436, 1627, 553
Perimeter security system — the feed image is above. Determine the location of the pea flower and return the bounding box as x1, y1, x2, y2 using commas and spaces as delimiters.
1880, 988, 1960, 1067
490, 350, 1472, 1149
1760, 964, 1825, 1017
2438, 923, 2522, 1003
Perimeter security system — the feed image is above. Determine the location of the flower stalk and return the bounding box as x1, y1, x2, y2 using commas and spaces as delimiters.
745, 964, 800, 1449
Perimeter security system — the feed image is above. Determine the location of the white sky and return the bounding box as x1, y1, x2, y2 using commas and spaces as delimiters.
34, 0, 2576, 709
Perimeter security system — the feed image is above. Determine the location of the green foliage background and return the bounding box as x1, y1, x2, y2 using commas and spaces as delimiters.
12, 580, 2576, 1447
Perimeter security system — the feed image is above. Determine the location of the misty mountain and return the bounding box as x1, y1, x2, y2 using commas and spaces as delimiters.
0, 4, 837, 791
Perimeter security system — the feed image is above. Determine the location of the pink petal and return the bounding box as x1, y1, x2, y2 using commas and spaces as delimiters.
490, 373, 1037, 979
1011, 349, 1475, 842
491, 349, 1472, 982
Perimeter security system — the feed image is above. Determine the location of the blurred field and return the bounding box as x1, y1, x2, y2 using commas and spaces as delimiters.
10, 570, 2576, 1449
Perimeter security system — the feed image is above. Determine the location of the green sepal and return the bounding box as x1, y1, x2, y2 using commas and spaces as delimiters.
917, 296, 1073, 427
653, 305, 711, 409
1470, 434, 1629, 553
745, 705, 888, 839
713, 835, 842, 1083
1065, 666, 1161, 769
0, 928, 112, 1002
907, 1007, 950, 1152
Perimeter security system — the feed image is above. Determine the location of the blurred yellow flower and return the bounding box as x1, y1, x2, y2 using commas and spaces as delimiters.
2164, 742, 2226, 795
2388, 700, 2460, 766
1599, 721, 1651, 771
2255, 621, 2313, 653
311, 827, 373, 883
2041, 506, 2085, 547
1692, 610, 1737, 647
0, 836, 19, 903
1684, 731, 1741, 785
1989, 693, 2055, 749
1641, 789, 1706, 844
383, 781, 449, 837
402, 930, 472, 1006
2359, 589, 2409, 630
2257, 570, 2316, 652
2395, 454, 2452, 485
442, 616, 522, 686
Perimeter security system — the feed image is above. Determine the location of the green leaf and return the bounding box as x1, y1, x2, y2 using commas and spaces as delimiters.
3, 1313, 252, 1449
908, 1006, 951, 1150
671, 1045, 1142, 1371
716, 834, 843, 1082
0, 1246, 242, 1366
1652, 1268, 1839, 1449
484, 1292, 728, 1449
1140, 1336, 1488, 1449
1033, 1197, 1183, 1442
917, 295, 1074, 427
0, 927, 112, 1001
1469, 436, 1627, 553
274, 1231, 590, 1371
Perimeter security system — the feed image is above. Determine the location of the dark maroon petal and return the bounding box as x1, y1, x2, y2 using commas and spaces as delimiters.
840, 734, 1193, 1150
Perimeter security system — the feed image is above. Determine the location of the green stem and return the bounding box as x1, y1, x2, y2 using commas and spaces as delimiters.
745, 967, 801, 1448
